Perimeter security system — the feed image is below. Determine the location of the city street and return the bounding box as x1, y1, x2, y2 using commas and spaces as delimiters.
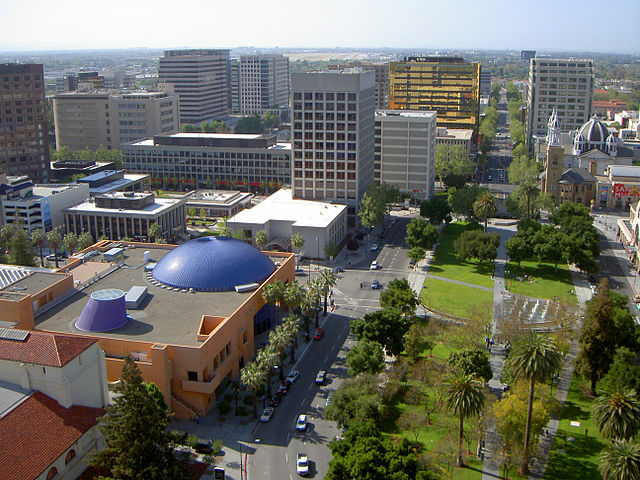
480, 88, 514, 186
245, 214, 414, 479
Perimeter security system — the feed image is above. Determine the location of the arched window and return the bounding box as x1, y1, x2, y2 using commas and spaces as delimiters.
65, 449, 76, 465
46, 467, 57, 480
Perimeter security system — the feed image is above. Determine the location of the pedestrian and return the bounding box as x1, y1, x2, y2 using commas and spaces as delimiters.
195, 415, 200, 424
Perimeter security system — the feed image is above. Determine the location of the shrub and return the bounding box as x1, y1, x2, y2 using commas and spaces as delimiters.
185, 434, 198, 448
211, 439, 223, 456
217, 400, 231, 416
223, 393, 233, 403
237, 405, 248, 417
203, 454, 216, 465
243, 393, 254, 406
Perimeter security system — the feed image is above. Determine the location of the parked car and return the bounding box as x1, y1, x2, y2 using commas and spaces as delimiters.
333, 266, 344, 273
370, 260, 378, 270
295, 268, 307, 276
195, 439, 214, 454
371, 280, 380, 289
277, 383, 289, 396
371, 243, 379, 251
313, 327, 324, 341
260, 407, 274, 422
270, 396, 280, 407
296, 453, 309, 476
296, 414, 308, 432
315, 370, 326, 385
325, 392, 333, 407
286, 370, 300, 384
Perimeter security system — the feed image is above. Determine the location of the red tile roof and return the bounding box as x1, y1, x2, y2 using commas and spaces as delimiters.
0, 391, 103, 480
0, 331, 97, 367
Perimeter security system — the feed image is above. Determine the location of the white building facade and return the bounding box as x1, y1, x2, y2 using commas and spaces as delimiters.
238, 54, 289, 114
374, 110, 436, 200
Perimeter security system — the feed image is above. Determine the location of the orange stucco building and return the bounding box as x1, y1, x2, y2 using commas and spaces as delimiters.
1, 238, 294, 418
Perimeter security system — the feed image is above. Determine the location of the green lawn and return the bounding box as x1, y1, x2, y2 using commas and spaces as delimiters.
505, 259, 577, 304
421, 277, 493, 318
427, 222, 495, 289
544, 376, 606, 480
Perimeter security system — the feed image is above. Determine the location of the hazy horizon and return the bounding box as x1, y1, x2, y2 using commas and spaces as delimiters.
1, 0, 639, 54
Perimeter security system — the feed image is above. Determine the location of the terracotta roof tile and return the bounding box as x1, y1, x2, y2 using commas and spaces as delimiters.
0, 391, 103, 480
0, 331, 97, 367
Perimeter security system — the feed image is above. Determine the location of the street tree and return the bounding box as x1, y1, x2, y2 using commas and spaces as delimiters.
318, 269, 337, 314
599, 439, 640, 480
508, 155, 539, 185
379, 278, 419, 316
448, 185, 485, 218
92, 356, 188, 479
346, 339, 385, 376
262, 279, 286, 323
8, 226, 36, 266
149, 223, 162, 243
593, 389, 640, 441
441, 373, 485, 467
407, 246, 426, 266
78, 232, 94, 251
435, 144, 474, 184
63, 232, 78, 257
240, 361, 267, 418
47, 231, 63, 268
235, 114, 263, 134
420, 195, 452, 225
509, 332, 562, 474
291, 233, 305, 264
31, 228, 46, 267
577, 278, 623, 394
254, 230, 268, 250
324, 374, 381, 429
473, 191, 497, 233
351, 308, 411, 357
405, 217, 439, 250
448, 348, 492, 382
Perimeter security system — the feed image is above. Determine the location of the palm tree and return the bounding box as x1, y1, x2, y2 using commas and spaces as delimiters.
593, 389, 640, 441
510, 333, 562, 474
299, 287, 316, 340
473, 192, 497, 233
600, 439, 640, 480
149, 223, 162, 243
291, 233, 305, 266
255, 230, 268, 250
318, 269, 338, 314
269, 326, 291, 380
63, 232, 78, 257
256, 346, 278, 398
441, 373, 485, 467
283, 281, 306, 314
31, 228, 46, 267
240, 362, 267, 418
47, 231, 63, 268
217, 219, 232, 237
282, 314, 302, 362
308, 278, 323, 328
262, 280, 286, 324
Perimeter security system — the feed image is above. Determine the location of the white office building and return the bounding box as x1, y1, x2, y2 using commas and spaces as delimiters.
374, 110, 437, 200
526, 58, 594, 145
291, 69, 375, 228
237, 54, 289, 114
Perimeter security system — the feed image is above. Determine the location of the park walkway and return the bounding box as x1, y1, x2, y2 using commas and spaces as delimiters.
424, 273, 494, 292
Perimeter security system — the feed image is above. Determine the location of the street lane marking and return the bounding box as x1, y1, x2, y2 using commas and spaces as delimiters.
300, 399, 305, 407
308, 384, 312, 391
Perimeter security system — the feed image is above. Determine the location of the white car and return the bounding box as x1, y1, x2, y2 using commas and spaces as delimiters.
371, 243, 379, 251
286, 370, 300, 384
370, 260, 378, 270
296, 453, 309, 476
296, 414, 307, 432
260, 407, 274, 422
315, 370, 326, 385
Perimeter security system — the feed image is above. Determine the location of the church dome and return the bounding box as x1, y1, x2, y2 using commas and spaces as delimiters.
573, 115, 616, 156
152, 237, 276, 292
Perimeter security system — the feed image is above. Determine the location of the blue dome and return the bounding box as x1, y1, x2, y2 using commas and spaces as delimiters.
152, 237, 276, 292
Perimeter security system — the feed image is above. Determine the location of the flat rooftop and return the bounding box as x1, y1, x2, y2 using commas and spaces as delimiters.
187, 190, 251, 205
1, 271, 69, 296
436, 128, 473, 140
34, 246, 279, 347
228, 188, 346, 228
64, 196, 182, 216
376, 110, 437, 119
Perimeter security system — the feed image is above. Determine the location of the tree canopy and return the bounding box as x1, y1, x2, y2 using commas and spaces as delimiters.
448, 348, 493, 382
420, 195, 452, 225
448, 185, 486, 218
454, 229, 500, 263
351, 308, 412, 357
405, 217, 439, 251
435, 144, 474, 183
379, 278, 419, 316
346, 339, 385, 376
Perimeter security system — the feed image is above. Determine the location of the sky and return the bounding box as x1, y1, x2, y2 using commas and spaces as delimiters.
0, 0, 638, 54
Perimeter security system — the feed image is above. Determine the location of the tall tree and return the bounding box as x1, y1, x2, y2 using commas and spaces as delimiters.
149, 223, 162, 243
448, 348, 492, 382
593, 389, 640, 441
420, 195, 452, 225
407, 246, 426, 266
291, 232, 305, 264
92, 356, 187, 479
8, 226, 36, 266
47, 231, 63, 268
240, 361, 267, 418
346, 339, 385, 376
577, 278, 622, 394
599, 439, 640, 480
448, 185, 485, 218
255, 230, 268, 250
351, 308, 411, 357
509, 333, 562, 474
435, 144, 474, 183
31, 228, 46, 267
262, 280, 286, 324
473, 191, 497, 233
63, 232, 78, 257
379, 278, 419, 316
318, 269, 337, 314
77, 232, 94, 251
405, 217, 439, 250
441, 373, 485, 467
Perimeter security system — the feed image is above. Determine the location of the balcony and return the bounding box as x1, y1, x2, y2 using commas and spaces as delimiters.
182, 373, 219, 395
